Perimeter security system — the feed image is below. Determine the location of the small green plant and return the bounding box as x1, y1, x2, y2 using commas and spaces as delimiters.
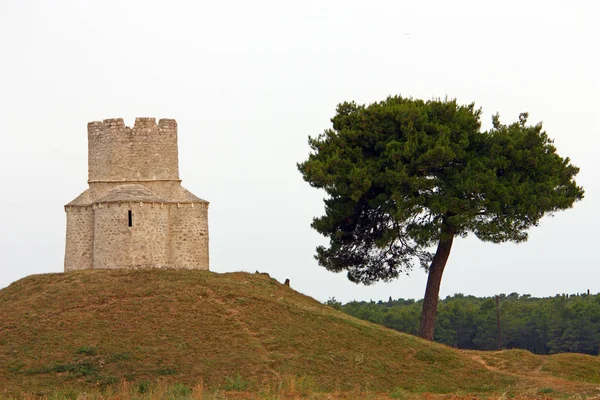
539, 387, 555, 394
156, 367, 177, 375
7, 362, 24, 373
204, 390, 229, 400
56, 361, 98, 376
107, 352, 131, 362
257, 391, 280, 400
292, 375, 316, 395
166, 382, 193, 399
95, 374, 118, 387
26, 361, 98, 377
138, 380, 150, 394
389, 386, 410, 399
76, 346, 98, 356
176, 342, 189, 350
224, 374, 248, 391
46, 388, 79, 400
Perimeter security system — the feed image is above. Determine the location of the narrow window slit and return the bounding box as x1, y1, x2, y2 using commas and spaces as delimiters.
128, 210, 133, 227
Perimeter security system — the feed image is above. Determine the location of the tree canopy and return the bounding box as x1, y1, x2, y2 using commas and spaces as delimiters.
329, 292, 600, 356
298, 96, 584, 340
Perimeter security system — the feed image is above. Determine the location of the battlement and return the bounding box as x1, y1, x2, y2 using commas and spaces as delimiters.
88, 117, 177, 135
87, 117, 180, 182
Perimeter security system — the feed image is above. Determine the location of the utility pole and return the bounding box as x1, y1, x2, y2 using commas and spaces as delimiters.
495, 295, 501, 351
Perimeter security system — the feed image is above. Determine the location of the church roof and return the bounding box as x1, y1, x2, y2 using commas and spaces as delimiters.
65, 184, 208, 207
96, 184, 168, 204
172, 186, 209, 203
66, 189, 92, 206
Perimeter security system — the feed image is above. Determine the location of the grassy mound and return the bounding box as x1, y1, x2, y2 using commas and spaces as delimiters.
0, 270, 598, 398
474, 349, 600, 384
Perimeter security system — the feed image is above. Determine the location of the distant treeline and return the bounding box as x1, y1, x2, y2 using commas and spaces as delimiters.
326, 292, 600, 355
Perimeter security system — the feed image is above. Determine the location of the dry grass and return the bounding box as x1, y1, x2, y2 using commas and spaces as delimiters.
2, 378, 600, 400
1, 270, 599, 399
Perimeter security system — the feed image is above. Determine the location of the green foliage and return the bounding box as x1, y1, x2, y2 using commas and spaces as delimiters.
298, 96, 583, 284
106, 352, 131, 362
46, 388, 79, 400
389, 387, 410, 399
6, 363, 24, 373
138, 380, 151, 394
223, 374, 248, 391
156, 367, 177, 375
165, 383, 193, 399
325, 296, 342, 310
26, 361, 98, 377
76, 346, 97, 356
334, 292, 600, 355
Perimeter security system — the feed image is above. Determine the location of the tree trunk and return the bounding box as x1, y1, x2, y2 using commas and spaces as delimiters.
419, 225, 455, 341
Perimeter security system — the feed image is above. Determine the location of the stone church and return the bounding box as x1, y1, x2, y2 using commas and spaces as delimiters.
64, 117, 209, 271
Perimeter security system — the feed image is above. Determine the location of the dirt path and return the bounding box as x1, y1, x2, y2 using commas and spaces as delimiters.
468, 352, 600, 398
204, 287, 280, 379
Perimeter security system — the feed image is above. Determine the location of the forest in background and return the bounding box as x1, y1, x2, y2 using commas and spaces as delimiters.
326, 292, 600, 355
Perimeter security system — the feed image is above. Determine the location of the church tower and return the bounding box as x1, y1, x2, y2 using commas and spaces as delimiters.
64, 118, 209, 271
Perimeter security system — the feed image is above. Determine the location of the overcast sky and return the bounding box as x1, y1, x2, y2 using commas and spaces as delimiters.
0, 0, 598, 303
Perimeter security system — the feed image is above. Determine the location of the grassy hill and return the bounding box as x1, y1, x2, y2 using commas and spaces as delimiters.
1, 270, 599, 399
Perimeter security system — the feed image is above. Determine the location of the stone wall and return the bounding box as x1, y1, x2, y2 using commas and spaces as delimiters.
169, 204, 209, 269
87, 118, 179, 182
64, 207, 94, 271
92, 203, 170, 269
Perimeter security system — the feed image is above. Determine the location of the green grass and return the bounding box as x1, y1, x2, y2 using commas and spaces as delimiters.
542, 353, 600, 383
223, 374, 249, 391
474, 349, 600, 384
1, 269, 599, 398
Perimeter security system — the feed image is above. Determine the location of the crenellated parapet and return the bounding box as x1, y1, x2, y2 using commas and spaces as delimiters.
87, 117, 178, 134
87, 117, 180, 183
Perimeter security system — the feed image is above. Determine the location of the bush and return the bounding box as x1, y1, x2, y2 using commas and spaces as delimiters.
76, 346, 98, 356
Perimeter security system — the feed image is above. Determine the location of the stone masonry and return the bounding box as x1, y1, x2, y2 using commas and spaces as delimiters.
64, 117, 209, 271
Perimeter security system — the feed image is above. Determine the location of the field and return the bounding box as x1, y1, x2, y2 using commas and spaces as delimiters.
1, 270, 599, 399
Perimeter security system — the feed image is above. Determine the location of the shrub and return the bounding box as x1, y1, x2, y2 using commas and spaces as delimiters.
76, 346, 97, 356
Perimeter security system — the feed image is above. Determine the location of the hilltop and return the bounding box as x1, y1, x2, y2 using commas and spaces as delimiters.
1, 270, 599, 398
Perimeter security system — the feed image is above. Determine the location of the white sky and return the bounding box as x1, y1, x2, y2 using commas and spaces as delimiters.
0, 0, 598, 303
